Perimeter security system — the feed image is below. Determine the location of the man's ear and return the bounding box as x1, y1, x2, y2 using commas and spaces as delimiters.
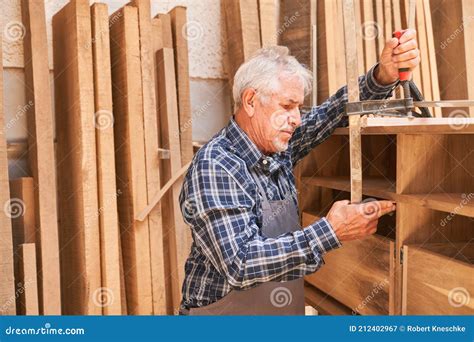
241, 88, 257, 117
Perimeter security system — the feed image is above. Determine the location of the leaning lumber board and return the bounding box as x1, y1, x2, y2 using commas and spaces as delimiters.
154, 13, 174, 49
169, 7, 194, 166
9, 178, 36, 315
0, 36, 16, 316
462, 0, 474, 117
109, 5, 153, 315
223, 0, 262, 88
361, 0, 377, 70
52, 0, 101, 315
91, 3, 123, 315
9, 178, 36, 250
415, 0, 432, 104
258, 0, 277, 46
21, 0, 61, 315
421, 0, 441, 117
156, 47, 190, 314
130, 0, 167, 315
17, 244, 39, 315
278, 0, 316, 104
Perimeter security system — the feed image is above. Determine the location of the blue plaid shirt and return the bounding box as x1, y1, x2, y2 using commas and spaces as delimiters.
179, 65, 394, 310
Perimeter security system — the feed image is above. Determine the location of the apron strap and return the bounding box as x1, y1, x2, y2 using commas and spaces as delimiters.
249, 167, 270, 203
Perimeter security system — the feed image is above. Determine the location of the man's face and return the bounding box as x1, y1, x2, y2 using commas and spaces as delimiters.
254, 75, 305, 154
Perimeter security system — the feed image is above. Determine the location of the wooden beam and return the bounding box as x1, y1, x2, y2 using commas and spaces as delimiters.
156, 47, 191, 313
343, 0, 363, 203
130, 0, 167, 315
21, 0, 61, 315
258, 0, 278, 46
91, 2, 123, 315
17, 244, 39, 315
169, 6, 194, 166
109, 5, 153, 315
0, 35, 16, 316
52, 0, 101, 315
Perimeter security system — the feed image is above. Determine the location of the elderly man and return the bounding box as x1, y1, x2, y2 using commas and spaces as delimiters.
179, 30, 420, 315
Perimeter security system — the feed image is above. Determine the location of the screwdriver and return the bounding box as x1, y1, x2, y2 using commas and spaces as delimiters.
393, 30, 413, 118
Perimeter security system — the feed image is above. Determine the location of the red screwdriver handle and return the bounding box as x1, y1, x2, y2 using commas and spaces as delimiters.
393, 30, 411, 82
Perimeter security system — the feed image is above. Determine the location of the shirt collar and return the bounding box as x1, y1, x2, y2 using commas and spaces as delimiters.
226, 117, 287, 171
226, 117, 263, 169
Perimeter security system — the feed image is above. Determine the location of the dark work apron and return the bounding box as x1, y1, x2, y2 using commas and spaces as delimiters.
188, 166, 305, 315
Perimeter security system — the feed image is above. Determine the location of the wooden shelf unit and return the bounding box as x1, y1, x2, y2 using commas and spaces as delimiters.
297, 119, 474, 315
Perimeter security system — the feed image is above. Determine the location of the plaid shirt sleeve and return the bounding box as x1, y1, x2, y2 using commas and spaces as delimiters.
181, 158, 341, 290
290, 64, 396, 165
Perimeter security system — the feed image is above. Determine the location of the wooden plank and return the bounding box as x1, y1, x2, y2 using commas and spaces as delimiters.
354, 0, 365, 75
361, 0, 378, 70
343, 0, 362, 203
17, 244, 39, 315
403, 244, 474, 314
131, 0, 167, 315
303, 210, 394, 315
154, 14, 174, 49
109, 5, 153, 315
462, 0, 474, 117
421, 0, 441, 117
258, 0, 277, 46
374, 0, 385, 56
9, 178, 36, 250
223, 0, 262, 88
278, 0, 316, 104
91, 2, 123, 315
156, 47, 191, 314
21, 0, 61, 315
169, 7, 194, 165
52, 0, 101, 315
415, 0, 432, 103
0, 35, 16, 315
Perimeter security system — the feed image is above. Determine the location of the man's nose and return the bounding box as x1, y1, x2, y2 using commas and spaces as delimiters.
289, 108, 301, 128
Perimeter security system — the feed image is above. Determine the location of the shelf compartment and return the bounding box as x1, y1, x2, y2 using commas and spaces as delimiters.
302, 211, 395, 315
402, 242, 474, 315
304, 283, 352, 315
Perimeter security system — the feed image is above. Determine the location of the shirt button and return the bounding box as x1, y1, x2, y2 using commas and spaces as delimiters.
262, 159, 268, 165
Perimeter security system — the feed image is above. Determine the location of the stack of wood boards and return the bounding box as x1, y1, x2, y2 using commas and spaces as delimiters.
1, 0, 194, 316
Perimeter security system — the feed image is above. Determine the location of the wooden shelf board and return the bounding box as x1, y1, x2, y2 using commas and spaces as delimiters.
333, 117, 474, 135
401, 193, 474, 218
302, 176, 473, 218
301, 176, 396, 200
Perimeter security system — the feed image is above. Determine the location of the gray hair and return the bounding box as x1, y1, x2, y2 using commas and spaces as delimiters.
232, 46, 312, 111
